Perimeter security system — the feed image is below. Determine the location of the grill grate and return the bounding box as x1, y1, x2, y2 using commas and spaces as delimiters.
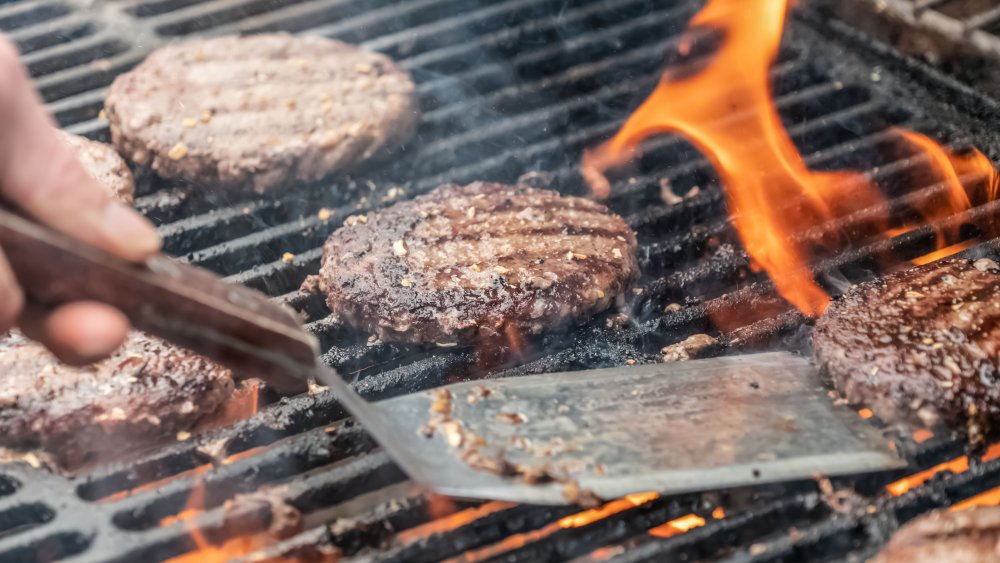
820, 0, 1000, 96
1, 0, 1000, 561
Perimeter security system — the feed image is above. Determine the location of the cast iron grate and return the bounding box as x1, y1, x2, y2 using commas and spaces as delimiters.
820, 0, 1000, 97
0, 0, 1000, 561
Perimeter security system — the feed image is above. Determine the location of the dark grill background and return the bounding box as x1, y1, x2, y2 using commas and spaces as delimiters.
820, 0, 1000, 97
2, 0, 1000, 561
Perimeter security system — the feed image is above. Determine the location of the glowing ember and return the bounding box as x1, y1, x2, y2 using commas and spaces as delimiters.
426, 494, 460, 520
648, 513, 707, 538
910, 240, 979, 266
712, 507, 726, 519
503, 324, 527, 360
951, 486, 1000, 511
582, 0, 999, 316
398, 501, 514, 542
858, 408, 874, 420
99, 446, 267, 503
885, 456, 970, 497
558, 492, 660, 529
912, 429, 935, 443
886, 443, 1000, 496
443, 493, 660, 562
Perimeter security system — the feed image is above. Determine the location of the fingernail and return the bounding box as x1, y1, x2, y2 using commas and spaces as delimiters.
103, 202, 161, 257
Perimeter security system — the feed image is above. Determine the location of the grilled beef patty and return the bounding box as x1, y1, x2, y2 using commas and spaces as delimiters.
813, 258, 1000, 426
60, 131, 134, 204
307, 182, 639, 344
874, 507, 1000, 563
0, 331, 234, 467
104, 33, 418, 192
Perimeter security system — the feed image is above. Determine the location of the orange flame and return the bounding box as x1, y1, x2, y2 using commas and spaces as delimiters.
899, 129, 998, 250
163, 474, 281, 563
206, 379, 262, 427
582, 0, 999, 316
582, 0, 884, 315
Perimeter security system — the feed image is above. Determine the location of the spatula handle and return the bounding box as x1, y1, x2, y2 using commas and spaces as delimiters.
0, 202, 317, 393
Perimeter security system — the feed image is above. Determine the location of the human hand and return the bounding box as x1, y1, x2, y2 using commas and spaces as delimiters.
0, 36, 161, 364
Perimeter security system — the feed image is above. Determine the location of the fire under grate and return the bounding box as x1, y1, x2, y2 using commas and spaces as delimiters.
2, 0, 1000, 561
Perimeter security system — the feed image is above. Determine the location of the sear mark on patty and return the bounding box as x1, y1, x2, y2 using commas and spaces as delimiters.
104, 33, 418, 192
306, 182, 640, 345
813, 258, 1000, 429
0, 331, 234, 468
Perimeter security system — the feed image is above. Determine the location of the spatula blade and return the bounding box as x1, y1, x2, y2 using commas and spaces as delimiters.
319, 352, 904, 504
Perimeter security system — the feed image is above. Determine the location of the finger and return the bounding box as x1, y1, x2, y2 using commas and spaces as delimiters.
21, 301, 129, 365
0, 246, 23, 333
0, 36, 160, 262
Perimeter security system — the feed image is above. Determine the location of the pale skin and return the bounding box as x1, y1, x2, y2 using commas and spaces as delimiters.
0, 36, 161, 364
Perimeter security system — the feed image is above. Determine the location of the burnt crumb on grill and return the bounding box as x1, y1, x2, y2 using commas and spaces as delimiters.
563, 481, 601, 507
222, 488, 303, 552
59, 131, 135, 204
299, 275, 322, 294
658, 178, 701, 206
307, 182, 639, 344
196, 438, 230, 462
104, 33, 418, 193
661, 333, 719, 362
814, 474, 861, 514
873, 506, 1000, 562
813, 259, 1000, 429
0, 331, 234, 468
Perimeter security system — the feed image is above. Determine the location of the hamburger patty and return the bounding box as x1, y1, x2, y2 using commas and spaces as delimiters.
60, 131, 135, 204
873, 507, 1000, 563
0, 331, 234, 467
813, 258, 1000, 426
307, 182, 639, 344
104, 33, 418, 192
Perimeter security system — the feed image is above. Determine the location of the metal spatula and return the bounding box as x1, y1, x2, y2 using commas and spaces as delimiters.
0, 204, 904, 505
311, 352, 905, 504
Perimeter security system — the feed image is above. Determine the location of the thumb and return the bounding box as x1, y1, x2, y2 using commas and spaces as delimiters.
0, 36, 160, 261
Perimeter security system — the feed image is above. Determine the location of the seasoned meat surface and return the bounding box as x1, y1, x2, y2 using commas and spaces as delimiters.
105, 33, 418, 192
873, 507, 1000, 563
0, 331, 234, 467
60, 131, 134, 204
308, 182, 639, 344
813, 258, 1000, 426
